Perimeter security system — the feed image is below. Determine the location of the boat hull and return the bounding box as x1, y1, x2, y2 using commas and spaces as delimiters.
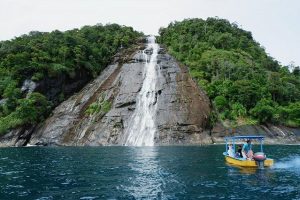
225, 155, 274, 167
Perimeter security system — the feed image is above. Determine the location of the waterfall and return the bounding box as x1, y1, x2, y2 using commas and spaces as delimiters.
123, 36, 160, 146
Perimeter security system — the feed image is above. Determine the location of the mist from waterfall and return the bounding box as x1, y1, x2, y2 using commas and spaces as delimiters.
123, 36, 159, 146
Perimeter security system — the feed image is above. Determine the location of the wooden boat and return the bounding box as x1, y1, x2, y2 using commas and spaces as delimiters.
223, 136, 274, 168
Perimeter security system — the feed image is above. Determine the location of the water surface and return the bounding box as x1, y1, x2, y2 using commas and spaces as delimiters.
0, 145, 299, 199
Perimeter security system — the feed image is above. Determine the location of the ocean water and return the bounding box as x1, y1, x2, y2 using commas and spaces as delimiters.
0, 145, 299, 199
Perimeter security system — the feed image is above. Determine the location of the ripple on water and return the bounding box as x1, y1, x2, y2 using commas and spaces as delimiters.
79, 196, 99, 200
0, 146, 299, 199
35, 197, 53, 200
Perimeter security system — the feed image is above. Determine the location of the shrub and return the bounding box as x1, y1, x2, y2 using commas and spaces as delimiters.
214, 96, 228, 111
250, 98, 276, 123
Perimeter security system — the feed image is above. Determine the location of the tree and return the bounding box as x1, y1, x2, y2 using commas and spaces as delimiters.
214, 96, 228, 111
2, 81, 21, 114
230, 103, 247, 119
16, 92, 51, 124
250, 99, 276, 123
293, 66, 300, 76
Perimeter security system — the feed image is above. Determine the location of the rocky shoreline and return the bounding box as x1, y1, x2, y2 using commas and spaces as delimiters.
211, 122, 300, 144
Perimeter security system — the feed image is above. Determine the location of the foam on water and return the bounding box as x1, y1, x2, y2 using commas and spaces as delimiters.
272, 156, 300, 170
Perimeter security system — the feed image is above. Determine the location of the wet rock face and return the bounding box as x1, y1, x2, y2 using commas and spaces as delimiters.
155, 54, 212, 144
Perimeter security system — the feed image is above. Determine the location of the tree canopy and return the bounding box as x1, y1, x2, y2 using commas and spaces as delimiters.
158, 18, 300, 127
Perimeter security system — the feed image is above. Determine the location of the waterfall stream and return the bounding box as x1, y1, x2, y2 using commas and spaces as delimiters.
123, 36, 159, 146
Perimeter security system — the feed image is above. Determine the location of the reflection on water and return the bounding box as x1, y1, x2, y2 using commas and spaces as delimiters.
124, 147, 186, 199
124, 147, 163, 198
226, 163, 258, 174
0, 145, 299, 199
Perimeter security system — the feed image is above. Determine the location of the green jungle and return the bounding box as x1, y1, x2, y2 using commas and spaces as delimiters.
0, 18, 299, 134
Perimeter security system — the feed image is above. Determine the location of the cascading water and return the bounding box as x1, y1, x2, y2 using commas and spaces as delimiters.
123, 36, 160, 146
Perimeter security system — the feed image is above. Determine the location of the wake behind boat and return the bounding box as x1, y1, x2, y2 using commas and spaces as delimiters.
223, 136, 274, 168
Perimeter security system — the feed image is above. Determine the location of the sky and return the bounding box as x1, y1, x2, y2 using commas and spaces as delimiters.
0, 0, 299, 66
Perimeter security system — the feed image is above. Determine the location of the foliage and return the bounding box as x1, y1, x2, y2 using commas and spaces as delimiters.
208, 111, 218, 129
0, 113, 23, 134
213, 96, 227, 111
85, 99, 112, 116
250, 98, 276, 123
101, 100, 112, 113
158, 18, 300, 127
0, 24, 142, 134
85, 102, 101, 115
230, 103, 247, 119
16, 92, 51, 123
276, 102, 300, 127
0, 92, 50, 134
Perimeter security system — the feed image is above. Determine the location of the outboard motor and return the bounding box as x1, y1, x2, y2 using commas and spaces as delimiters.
253, 152, 266, 169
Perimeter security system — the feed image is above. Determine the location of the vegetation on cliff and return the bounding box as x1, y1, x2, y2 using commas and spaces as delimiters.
0, 24, 143, 134
158, 18, 300, 127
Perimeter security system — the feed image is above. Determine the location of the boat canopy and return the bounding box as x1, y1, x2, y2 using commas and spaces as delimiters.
224, 135, 265, 153
225, 136, 265, 141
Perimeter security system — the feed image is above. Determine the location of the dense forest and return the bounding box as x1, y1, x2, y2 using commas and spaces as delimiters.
158, 18, 300, 128
0, 24, 143, 134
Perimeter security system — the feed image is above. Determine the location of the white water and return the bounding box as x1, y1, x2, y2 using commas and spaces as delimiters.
272, 156, 300, 170
123, 36, 159, 146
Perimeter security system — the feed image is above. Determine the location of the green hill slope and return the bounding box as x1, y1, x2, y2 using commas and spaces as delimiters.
158, 18, 300, 127
0, 24, 143, 134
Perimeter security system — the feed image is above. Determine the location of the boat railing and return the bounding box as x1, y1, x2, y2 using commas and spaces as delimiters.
225, 136, 264, 153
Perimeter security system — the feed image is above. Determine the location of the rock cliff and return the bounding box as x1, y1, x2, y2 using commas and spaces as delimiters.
0, 40, 212, 146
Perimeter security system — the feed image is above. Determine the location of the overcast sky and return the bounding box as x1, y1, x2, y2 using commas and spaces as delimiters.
0, 0, 299, 66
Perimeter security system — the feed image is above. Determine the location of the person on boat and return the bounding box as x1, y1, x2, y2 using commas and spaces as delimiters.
235, 145, 243, 158
243, 139, 253, 159
227, 144, 235, 157
247, 149, 254, 159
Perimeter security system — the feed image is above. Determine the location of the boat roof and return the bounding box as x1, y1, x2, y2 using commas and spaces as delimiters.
225, 136, 265, 140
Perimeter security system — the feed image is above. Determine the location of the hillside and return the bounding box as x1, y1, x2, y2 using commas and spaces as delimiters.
0, 19, 299, 146
0, 24, 143, 134
158, 18, 300, 128
0, 36, 213, 146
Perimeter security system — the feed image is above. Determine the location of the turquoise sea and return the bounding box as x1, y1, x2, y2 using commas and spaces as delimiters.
0, 145, 299, 199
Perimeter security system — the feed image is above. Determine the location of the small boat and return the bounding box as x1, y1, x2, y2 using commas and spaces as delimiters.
223, 136, 274, 168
